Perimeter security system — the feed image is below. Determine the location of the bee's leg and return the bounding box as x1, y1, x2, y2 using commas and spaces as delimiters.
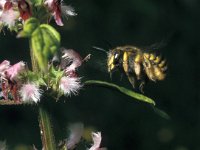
138, 71, 148, 93
139, 81, 145, 93
125, 72, 136, 89
128, 60, 137, 89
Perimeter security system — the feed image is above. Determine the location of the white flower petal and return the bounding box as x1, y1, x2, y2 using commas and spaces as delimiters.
59, 76, 82, 96
20, 83, 42, 103
0, 9, 19, 27
67, 122, 84, 150
61, 5, 77, 17
89, 132, 102, 150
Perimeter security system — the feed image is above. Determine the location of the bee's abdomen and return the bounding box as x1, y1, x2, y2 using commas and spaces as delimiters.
143, 53, 167, 81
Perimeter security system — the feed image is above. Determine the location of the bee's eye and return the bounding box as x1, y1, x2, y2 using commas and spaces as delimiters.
113, 53, 120, 64
114, 53, 119, 59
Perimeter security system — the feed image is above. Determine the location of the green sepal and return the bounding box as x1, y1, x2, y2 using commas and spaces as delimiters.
47, 65, 64, 92
19, 71, 47, 86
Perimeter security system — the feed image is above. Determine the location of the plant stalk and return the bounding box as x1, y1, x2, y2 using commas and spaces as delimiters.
30, 40, 39, 72
30, 40, 56, 149
38, 106, 56, 150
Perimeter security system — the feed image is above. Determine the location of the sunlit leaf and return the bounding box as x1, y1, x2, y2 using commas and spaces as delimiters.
31, 24, 60, 71
31, 0, 43, 6
84, 80, 156, 105
17, 18, 40, 37
18, 18, 60, 71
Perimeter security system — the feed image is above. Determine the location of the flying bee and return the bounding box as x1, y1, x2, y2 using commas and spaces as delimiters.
95, 45, 167, 92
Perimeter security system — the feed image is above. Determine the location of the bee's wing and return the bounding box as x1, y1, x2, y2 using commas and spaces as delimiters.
87, 52, 108, 73
141, 40, 168, 53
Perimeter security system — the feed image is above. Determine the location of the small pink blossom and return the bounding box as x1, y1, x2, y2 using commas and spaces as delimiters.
61, 49, 82, 75
20, 83, 42, 103
18, 0, 32, 21
0, 60, 10, 76
67, 122, 84, 150
4, 61, 26, 82
0, 0, 6, 10
89, 132, 107, 150
0, 1, 19, 27
45, 0, 76, 26
59, 76, 81, 96
0, 8, 19, 27
45, 0, 63, 26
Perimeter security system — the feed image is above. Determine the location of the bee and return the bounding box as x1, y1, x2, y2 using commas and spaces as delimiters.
107, 45, 167, 92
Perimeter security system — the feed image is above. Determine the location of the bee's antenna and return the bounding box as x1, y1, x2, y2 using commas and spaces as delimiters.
92, 46, 108, 53
103, 40, 113, 48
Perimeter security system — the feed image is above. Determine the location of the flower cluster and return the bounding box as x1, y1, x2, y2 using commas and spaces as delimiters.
58, 48, 85, 96
0, 48, 87, 103
0, 0, 76, 30
0, 60, 26, 101
0, 0, 31, 29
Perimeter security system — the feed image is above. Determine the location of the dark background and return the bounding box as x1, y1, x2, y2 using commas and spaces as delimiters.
0, 0, 200, 149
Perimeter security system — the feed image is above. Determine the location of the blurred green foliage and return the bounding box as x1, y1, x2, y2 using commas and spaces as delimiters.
0, 0, 200, 149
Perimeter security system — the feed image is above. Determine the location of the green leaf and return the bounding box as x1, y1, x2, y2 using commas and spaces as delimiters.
152, 106, 171, 120
31, 25, 60, 71
18, 18, 60, 71
84, 80, 156, 105
31, 0, 43, 6
17, 18, 40, 38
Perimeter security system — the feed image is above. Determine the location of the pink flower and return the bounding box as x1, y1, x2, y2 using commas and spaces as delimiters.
89, 132, 107, 150
59, 76, 81, 96
18, 0, 32, 21
45, 0, 76, 26
61, 49, 82, 76
19, 83, 42, 103
0, 0, 19, 27
4, 61, 26, 82
0, 0, 6, 10
0, 60, 10, 76
67, 122, 84, 150
45, 0, 63, 26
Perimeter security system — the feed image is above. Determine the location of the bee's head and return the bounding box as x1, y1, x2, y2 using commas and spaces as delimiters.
107, 49, 121, 73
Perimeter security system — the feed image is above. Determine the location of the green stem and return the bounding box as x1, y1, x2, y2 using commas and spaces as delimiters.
30, 40, 56, 149
84, 80, 156, 105
30, 40, 39, 72
38, 106, 56, 150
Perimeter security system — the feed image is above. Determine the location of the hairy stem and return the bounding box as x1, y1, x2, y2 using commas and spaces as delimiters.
39, 106, 56, 150
30, 39, 39, 72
